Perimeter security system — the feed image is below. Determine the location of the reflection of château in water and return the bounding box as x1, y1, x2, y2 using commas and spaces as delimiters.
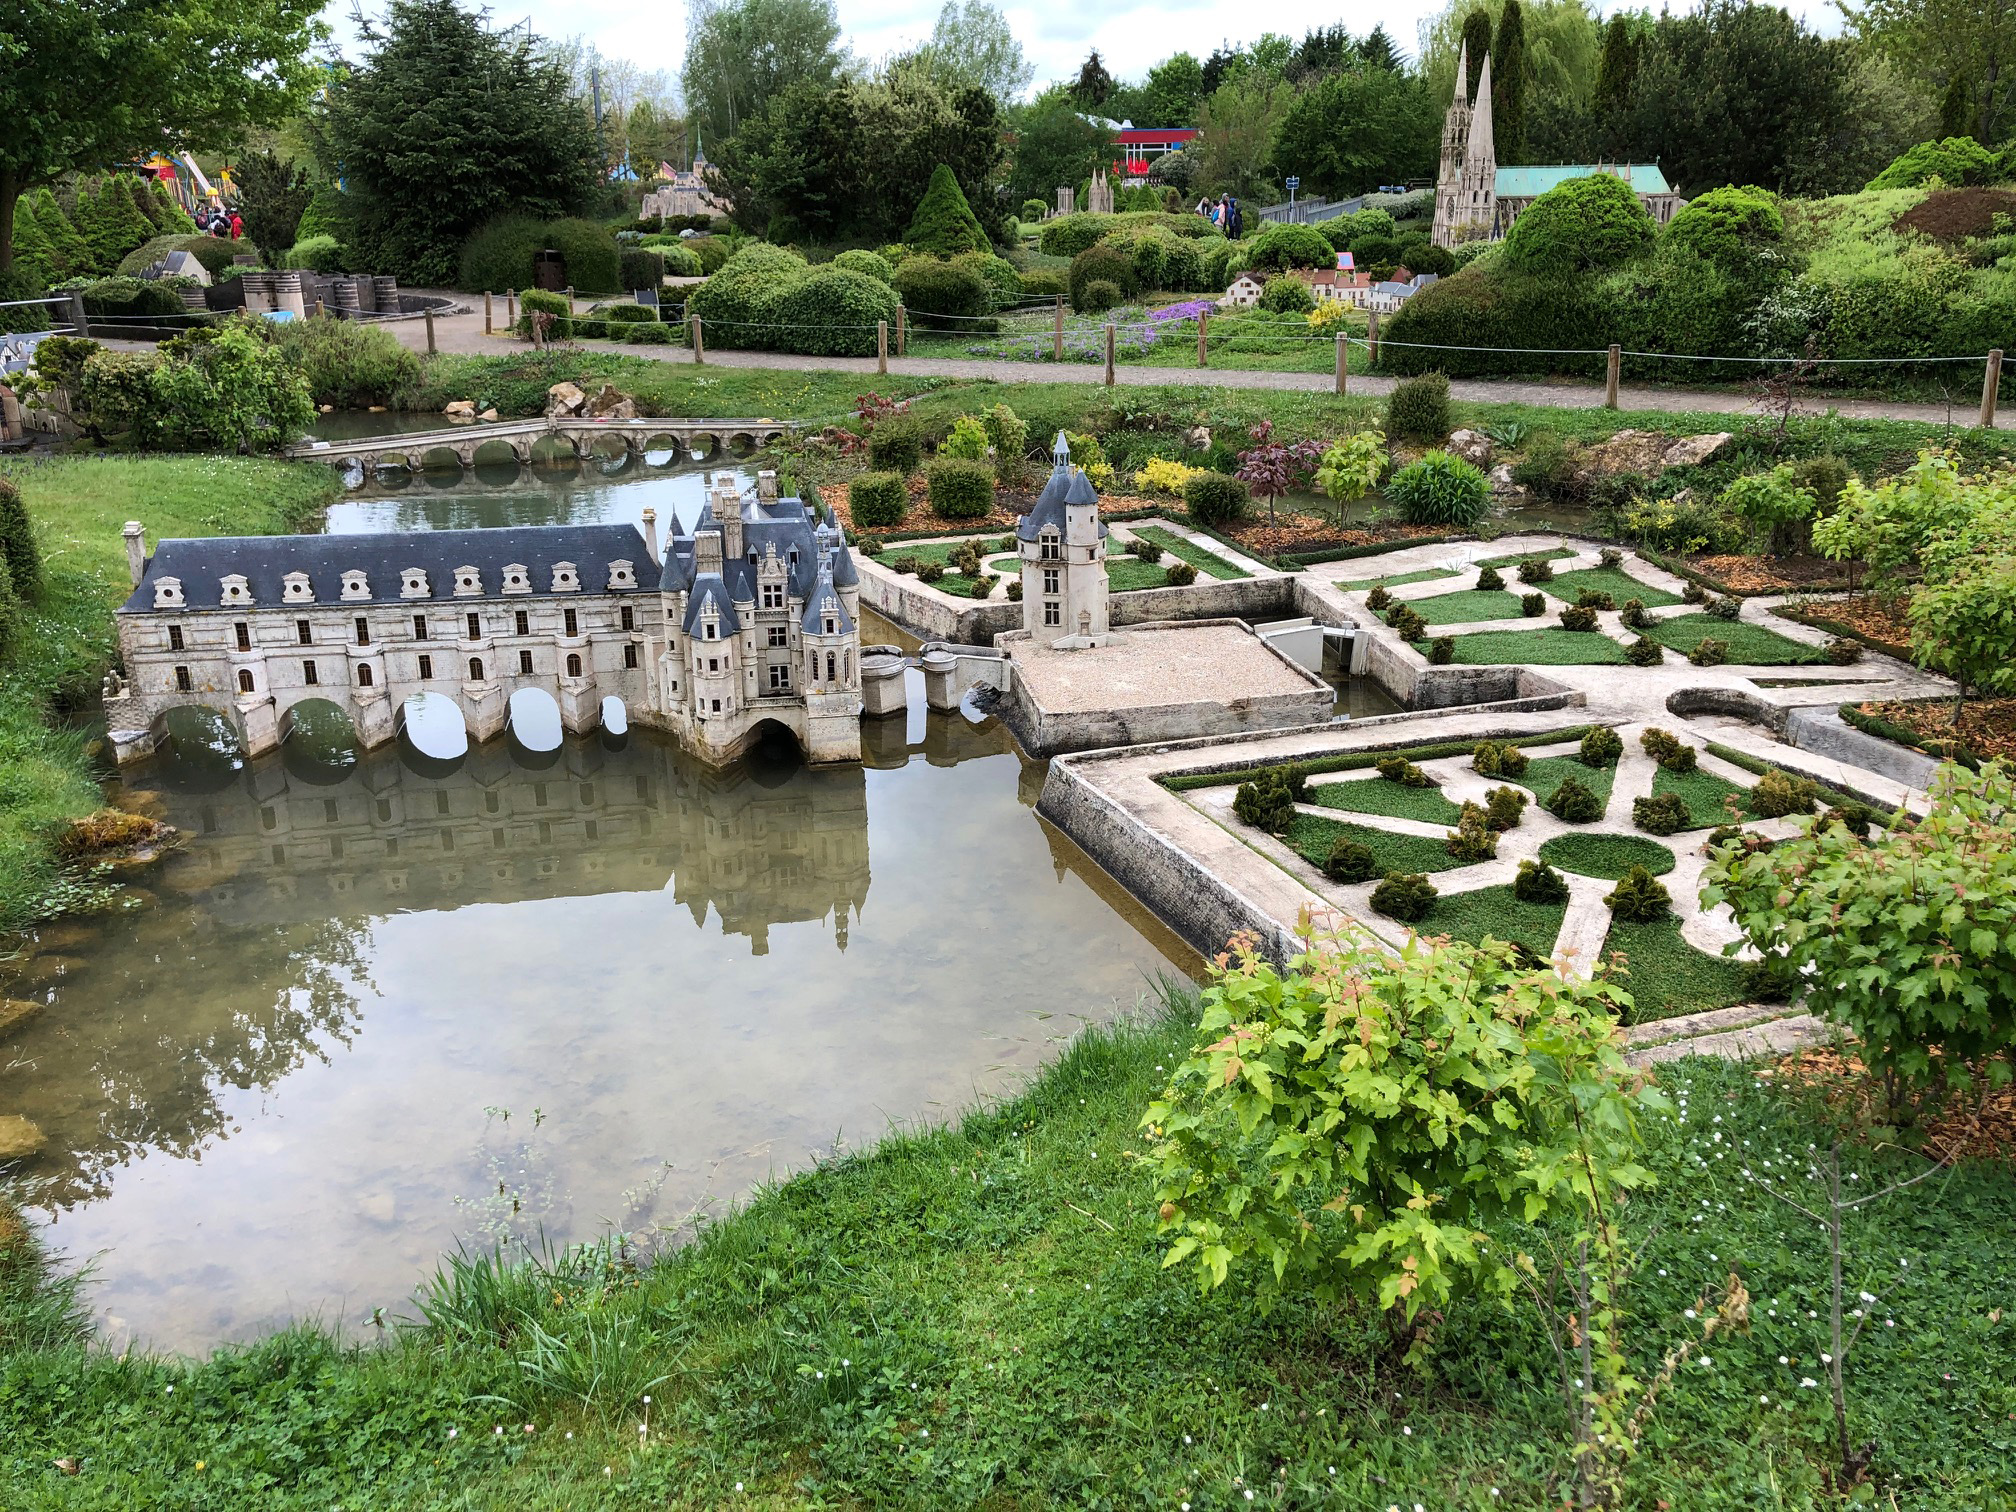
155, 730, 871, 956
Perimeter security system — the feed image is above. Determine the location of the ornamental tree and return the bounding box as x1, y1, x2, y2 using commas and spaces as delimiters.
1234, 420, 1326, 532
1702, 760, 2016, 1104
1143, 922, 1666, 1319
903, 164, 990, 257
1313, 430, 1388, 528
1908, 556, 2016, 707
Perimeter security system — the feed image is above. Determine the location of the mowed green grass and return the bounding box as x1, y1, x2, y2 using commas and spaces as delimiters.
1335, 565, 1460, 592
1603, 913, 1752, 1021
1280, 812, 1471, 875
1540, 831, 1677, 879
1418, 882, 1569, 957
1547, 565, 1685, 608
1645, 613, 1825, 665
1132, 525, 1250, 580
1505, 755, 1618, 813
1307, 774, 1466, 825
1423, 629, 1631, 665
1407, 588, 1528, 626
1652, 765, 1756, 829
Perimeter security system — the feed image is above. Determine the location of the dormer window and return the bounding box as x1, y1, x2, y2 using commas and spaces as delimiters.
220, 573, 252, 605
1039, 530, 1060, 561
400, 568, 430, 599
154, 576, 185, 609
607, 560, 635, 588
340, 570, 370, 601
502, 563, 530, 594
283, 572, 314, 603
453, 566, 482, 597
550, 561, 579, 592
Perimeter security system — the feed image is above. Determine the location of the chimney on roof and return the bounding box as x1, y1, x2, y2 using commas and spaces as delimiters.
123, 521, 146, 586
695, 527, 723, 577
641, 507, 659, 564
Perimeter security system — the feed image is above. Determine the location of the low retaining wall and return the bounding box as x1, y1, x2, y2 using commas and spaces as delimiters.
1784, 707, 1940, 789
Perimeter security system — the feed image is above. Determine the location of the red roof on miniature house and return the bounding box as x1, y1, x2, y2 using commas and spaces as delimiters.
1115, 128, 1199, 145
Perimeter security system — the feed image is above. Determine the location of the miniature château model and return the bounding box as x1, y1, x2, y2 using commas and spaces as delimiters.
640, 141, 731, 222
107, 473, 863, 767
1018, 432, 1113, 648
1432, 42, 1685, 248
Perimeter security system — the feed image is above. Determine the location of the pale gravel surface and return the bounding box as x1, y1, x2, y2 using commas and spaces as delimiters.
1009, 623, 1318, 712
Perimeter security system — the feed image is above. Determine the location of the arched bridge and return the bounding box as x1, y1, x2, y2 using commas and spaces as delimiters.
286, 416, 801, 474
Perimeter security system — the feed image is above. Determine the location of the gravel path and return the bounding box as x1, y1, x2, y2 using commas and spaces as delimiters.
384, 302, 1984, 427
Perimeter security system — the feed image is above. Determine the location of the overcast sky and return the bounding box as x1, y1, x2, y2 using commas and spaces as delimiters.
320, 0, 1843, 101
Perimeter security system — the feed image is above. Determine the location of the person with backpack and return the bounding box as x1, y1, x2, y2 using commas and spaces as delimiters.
1227, 198, 1243, 239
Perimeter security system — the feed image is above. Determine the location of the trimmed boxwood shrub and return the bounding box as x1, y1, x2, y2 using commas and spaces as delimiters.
868, 421, 923, 473
1518, 556, 1555, 583
1386, 450, 1489, 527
1370, 871, 1437, 922
516, 288, 572, 340
770, 266, 901, 356
1513, 859, 1569, 904
1366, 585, 1393, 611
1069, 242, 1136, 312
1471, 740, 1529, 778
619, 249, 664, 290
1604, 864, 1672, 922
1484, 785, 1528, 831
1164, 561, 1197, 586
1559, 604, 1599, 631
1633, 792, 1693, 836
1477, 565, 1504, 591
1184, 473, 1250, 528
601, 302, 657, 325
660, 243, 702, 277
904, 165, 990, 257
849, 473, 908, 527
1639, 728, 1697, 772
1386, 371, 1450, 442
1324, 839, 1381, 883
1244, 222, 1332, 271
1376, 756, 1430, 787
1501, 173, 1656, 279
1626, 637, 1664, 665
893, 257, 992, 328
1428, 636, 1455, 664
926, 459, 995, 520
626, 322, 674, 344
1386, 603, 1427, 640
1579, 727, 1623, 767
834, 248, 894, 284
1545, 774, 1604, 823
1079, 279, 1122, 314
1521, 592, 1546, 616
1259, 276, 1315, 314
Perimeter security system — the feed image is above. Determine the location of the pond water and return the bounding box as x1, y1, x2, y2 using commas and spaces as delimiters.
4, 441, 1193, 1355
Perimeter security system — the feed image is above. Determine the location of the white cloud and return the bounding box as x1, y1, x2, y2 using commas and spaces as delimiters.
319, 0, 1844, 104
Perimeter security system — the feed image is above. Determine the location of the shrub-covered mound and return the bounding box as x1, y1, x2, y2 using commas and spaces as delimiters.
687, 246, 899, 358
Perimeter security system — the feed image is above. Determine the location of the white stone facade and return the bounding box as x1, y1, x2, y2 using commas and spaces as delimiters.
1018, 434, 1112, 649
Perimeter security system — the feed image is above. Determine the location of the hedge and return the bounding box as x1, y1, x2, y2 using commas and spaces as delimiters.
1835, 701, 1981, 768
893, 257, 992, 328
926, 459, 995, 519
686, 246, 897, 358
516, 288, 572, 340
460, 214, 622, 295
849, 472, 909, 528
619, 248, 664, 291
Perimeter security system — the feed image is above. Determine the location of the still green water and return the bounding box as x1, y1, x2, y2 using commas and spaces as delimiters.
1, 450, 1191, 1355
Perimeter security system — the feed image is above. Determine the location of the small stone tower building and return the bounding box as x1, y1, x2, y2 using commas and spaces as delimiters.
1018, 432, 1111, 649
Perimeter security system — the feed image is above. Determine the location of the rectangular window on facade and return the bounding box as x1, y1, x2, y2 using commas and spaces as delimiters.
235, 621, 250, 651
418, 653, 434, 680
1043, 568, 1060, 595
297, 619, 312, 645
564, 608, 578, 637
168, 624, 184, 651
711, 698, 721, 712
467, 612, 481, 640
304, 661, 319, 685
707, 657, 719, 673
175, 665, 192, 691
355, 616, 370, 646
1044, 601, 1060, 626
623, 644, 638, 669
761, 584, 783, 609
518, 649, 534, 675
515, 610, 530, 637
620, 606, 634, 631
768, 664, 790, 690
414, 615, 428, 641
767, 626, 787, 648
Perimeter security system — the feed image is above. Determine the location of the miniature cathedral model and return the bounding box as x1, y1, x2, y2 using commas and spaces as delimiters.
1018, 432, 1112, 649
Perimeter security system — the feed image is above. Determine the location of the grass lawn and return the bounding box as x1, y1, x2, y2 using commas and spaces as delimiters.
1131, 525, 1249, 580
1106, 555, 1177, 592
1546, 565, 1685, 608
1425, 629, 1631, 665
1474, 546, 1578, 570
1652, 766, 1755, 829
1508, 755, 1619, 814
879, 537, 1020, 598
1646, 613, 1825, 665
1603, 913, 1752, 1022
1280, 812, 1472, 875
7, 993, 2013, 1508
0, 456, 340, 929
1539, 831, 1678, 879
1307, 774, 1465, 825
1408, 588, 1527, 626
1335, 566, 1460, 591
1419, 881, 1568, 956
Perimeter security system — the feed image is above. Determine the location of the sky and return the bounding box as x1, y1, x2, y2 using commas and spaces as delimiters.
319, 0, 1844, 103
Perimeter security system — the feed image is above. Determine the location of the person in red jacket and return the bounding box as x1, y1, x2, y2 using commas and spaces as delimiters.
229, 212, 243, 240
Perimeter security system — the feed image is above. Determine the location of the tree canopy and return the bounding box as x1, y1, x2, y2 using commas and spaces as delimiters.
916, 0, 1032, 101
683, 0, 848, 146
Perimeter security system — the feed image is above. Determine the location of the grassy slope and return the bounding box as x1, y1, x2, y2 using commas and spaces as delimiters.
0, 456, 339, 928
5, 999, 2014, 1509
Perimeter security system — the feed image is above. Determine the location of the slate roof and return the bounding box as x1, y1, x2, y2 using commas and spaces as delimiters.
684, 576, 741, 634
800, 565, 855, 636
121, 525, 653, 613
1017, 434, 1111, 543
660, 493, 843, 601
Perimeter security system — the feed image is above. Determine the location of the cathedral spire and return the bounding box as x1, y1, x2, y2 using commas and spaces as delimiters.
1454, 39, 1470, 105
1467, 52, 1496, 172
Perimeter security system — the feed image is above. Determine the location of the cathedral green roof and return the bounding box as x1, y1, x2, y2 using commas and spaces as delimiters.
1493, 164, 1673, 199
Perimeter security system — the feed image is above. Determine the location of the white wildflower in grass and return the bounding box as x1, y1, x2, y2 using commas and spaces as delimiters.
447, 1429, 457, 1440
1801, 1377, 1819, 1388
1779, 1355, 1789, 1365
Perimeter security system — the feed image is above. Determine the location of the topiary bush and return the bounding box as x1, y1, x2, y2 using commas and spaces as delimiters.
771, 266, 903, 355
1324, 839, 1381, 883
269, 314, 421, 408
1579, 727, 1623, 767
1639, 728, 1697, 772
1234, 767, 1306, 832
1518, 556, 1555, 584
1386, 371, 1450, 442
1370, 871, 1438, 922
1749, 769, 1818, 818
926, 459, 995, 520
1446, 805, 1499, 861
849, 472, 909, 528
1069, 242, 1136, 312
1599, 546, 1625, 568
0, 477, 42, 602
1184, 472, 1250, 528
1244, 222, 1333, 272
1428, 636, 1455, 664
1366, 584, 1393, 611
1704, 594, 1742, 622
869, 420, 923, 474
1687, 638, 1728, 666
1476, 565, 1504, 591
1521, 592, 1546, 616
1472, 740, 1529, 778
1386, 450, 1489, 528
1626, 637, 1664, 666
516, 288, 572, 341
904, 164, 990, 257
1604, 864, 1672, 922
833, 248, 895, 284
1164, 561, 1198, 586
1500, 173, 1657, 278
1576, 588, 1616, 611
1824, 638, 1863, 666
1545, 774, 1604, 823
1386, 603, 1428, 640
893, 256, 992, 328
1513, 859, 1569, 904
1079, 279, 1122, 314
619, 249, 664, 291
1619, 598, 1650, 629
1632, 792, 1693, 836
1483, 785, 1528, 831
1376, 756, 1430, 787
939, 414, 991, 462
1558, 604, 1600, 631
1259, 276, 1315, 315
626, 322, 674, 344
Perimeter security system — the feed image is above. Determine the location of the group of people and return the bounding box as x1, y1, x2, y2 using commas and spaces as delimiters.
203, 205, 244, 240
1196, 195, 1243, 239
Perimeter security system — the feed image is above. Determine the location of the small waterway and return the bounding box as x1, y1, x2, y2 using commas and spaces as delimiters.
2, 433, 1192, 1354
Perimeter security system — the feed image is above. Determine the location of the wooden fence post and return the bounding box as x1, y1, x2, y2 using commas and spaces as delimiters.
896, 305, 907, 356
1605, 344, 1621, 408
691, 315, 704, 364
877, 320, 889, 376
1981, 349, 2004, 429
1335, 335, 1347, 395
1104, 323, 1116, 387
484, 291, 493, 334
1053, 296, 1064, 363
565, 286, 575, 316
315, 298, 326, 319
1198, 309, 1209, 368
1367, 311, 1380, 367
424, 309, 437, 355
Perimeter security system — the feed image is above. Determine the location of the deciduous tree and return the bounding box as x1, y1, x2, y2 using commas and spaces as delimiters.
916, 0, 1032, 102
1843, 0, 2014, 145
683, 0, 847, 146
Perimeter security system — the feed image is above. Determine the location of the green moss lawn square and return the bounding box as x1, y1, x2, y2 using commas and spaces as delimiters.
1507, 755, 1618, 812
1420, 883, 1568, 957
1422, 630, 1631, 665
1652, 766, 1753, 829
1337, 566, 1459, 591
1474, 546, 1577, 569
1107, 556, 1176, 592
1408, 589, 1528, 627
1547, 565, 1684, 608
1308, 775, 1465, 825
1645, 614, 1824, 665
1539, 832, 1675, 879
1280, 813, 1472, 876
1603, 915, 1750, 1023
1133, 526, 1249, 580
